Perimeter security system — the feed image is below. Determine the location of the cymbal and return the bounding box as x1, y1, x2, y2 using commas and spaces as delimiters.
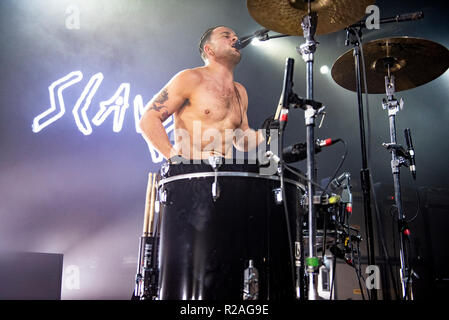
247, 0, 374, 36
331, 37, 449, 94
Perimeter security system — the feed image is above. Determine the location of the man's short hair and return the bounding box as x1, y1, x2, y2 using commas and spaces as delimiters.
198, 25, 225, 62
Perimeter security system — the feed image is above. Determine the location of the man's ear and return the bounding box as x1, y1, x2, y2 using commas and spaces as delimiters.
204, 43, 215, 58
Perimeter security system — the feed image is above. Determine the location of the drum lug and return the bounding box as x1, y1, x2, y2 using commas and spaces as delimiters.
243, 259, 259, 300
159, 188, 167, 204
211, 180, 220, 201
273, 187, 283, 204
160, 161, 170, 178
208, 156, 223, 202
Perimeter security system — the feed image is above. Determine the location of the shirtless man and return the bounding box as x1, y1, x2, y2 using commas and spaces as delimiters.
139, 25, 264, 162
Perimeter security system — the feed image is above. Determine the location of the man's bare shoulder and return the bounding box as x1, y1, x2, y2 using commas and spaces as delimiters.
163, 68, 203, 98
234, 81, 248, 107
234, 81, 247, 92
172, 68, 203, 84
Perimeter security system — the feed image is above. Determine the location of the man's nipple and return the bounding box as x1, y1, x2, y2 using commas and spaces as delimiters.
204, 109, 210, 115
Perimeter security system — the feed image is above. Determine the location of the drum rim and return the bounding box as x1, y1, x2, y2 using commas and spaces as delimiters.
157, 171, 306, 191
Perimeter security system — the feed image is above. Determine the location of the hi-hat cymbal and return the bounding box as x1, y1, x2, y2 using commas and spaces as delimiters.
331, 37, 449, 94
247, 0, 374, 36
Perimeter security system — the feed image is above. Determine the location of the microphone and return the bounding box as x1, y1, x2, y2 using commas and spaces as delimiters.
233, 28, 270, 50
404, 128, 416, 180
330, 172, 350, 190
283, 142, 320, 163
318, 138, 341, 147
380, 11, 424, 24
330, 244, 353, 267
282, 138, 340, 163
350, 11, 424, 28
279, 58, 295, 131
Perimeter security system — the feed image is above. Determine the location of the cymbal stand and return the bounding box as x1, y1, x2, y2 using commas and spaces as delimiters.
381, 71, 414, 300
296, 5, 320, 300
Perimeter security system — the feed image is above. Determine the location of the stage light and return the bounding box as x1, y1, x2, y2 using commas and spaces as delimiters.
320, 65, 329, 74
251, 38, 262, 46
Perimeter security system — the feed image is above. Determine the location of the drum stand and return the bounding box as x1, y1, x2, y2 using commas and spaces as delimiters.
381, 72, 414, 300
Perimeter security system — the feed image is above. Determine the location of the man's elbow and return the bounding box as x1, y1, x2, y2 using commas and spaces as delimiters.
139, 112, 160, 132
138, 115, 148, 135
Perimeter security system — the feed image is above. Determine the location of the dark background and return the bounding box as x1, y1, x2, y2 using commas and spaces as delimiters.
0, 0, 448, 299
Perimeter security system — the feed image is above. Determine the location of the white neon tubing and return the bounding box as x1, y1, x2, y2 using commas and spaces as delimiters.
32, 71, 83, 133
72, 72, 104, 135
91, 83, 130, 132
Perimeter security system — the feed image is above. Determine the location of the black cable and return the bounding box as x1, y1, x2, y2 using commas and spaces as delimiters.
389, 205, 415, 300
346, 209, 365, 300
329, 255, 337, 300
322, 139, 349, 195
354, 246, 366, 300
346, 211, 361, 299
343, 210, 368, 300
371, 174, 400, 300
283, 138, 349, 198
391, 208, 401, 297
284, 164, 330, 196
405, 237, 413, 299
321, 209, 327, 261
403, 184, 420, 299
278, 130, 296, 298
333, 217, 370, 300
406, 184, 421, 223
386, 185, 420, 224
329, 221, 338, 300
356, 240, 371, 300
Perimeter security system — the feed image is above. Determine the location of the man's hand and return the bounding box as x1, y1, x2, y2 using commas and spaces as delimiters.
167, 154, 190, 164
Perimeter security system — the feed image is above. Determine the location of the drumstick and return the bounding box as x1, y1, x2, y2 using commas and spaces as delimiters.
148, 173, 157, 236
267, 92, 284, 145
142, 172, 156, 236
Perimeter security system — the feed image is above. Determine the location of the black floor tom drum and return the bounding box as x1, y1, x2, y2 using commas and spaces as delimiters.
156, 161, 305, 300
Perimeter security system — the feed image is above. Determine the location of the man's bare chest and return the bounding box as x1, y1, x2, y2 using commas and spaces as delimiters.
189, 82, 243, 125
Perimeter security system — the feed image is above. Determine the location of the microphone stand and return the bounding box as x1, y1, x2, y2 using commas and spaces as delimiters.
381, 72, 414, 300
345, 26, 377, 300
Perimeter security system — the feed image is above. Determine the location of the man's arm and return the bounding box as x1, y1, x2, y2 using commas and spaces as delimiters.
233, 83, 265, 152
139, 69, 199, 159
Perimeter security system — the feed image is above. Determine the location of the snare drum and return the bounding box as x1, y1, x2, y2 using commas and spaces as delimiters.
156, 160, 305, 300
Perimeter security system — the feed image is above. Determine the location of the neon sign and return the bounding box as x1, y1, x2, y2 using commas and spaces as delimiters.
32, 71, 173, 163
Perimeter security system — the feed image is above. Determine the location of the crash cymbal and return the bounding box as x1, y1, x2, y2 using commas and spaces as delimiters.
331, 37, 449, 94
247, 0, 374, 36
